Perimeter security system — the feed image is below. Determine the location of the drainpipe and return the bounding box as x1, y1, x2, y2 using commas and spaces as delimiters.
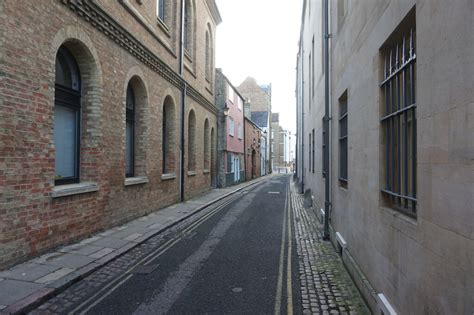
300, 47, 305, 194
323, 0, 332, 240
179, 0, 186, 202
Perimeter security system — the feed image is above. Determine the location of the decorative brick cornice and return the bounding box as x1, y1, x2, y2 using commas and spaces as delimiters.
61, 0, 217, 114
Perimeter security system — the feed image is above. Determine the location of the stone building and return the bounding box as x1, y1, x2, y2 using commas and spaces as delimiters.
0, 0, 221, 269
244, 117, 263, 180
215, 69, 245, 187
296, 0, 472, 314
238, 77, 272, 173
271, 113, 288, 172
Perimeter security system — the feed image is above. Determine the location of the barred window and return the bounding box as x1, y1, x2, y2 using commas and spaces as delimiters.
308, 133, 311, 173
381, 23, 417, 216
339, 91, 348, 186
312, 129, 315, 173
322, 117, 327, 178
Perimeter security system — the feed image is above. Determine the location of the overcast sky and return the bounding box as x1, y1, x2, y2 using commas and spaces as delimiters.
215, 0, 303, 134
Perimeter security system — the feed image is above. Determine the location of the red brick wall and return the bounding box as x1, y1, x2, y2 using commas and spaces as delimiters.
0, 0, 218, 269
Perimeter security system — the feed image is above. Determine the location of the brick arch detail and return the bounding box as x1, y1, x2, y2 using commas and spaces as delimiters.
123, 69, 149, 177
51, 26, 104, 183
187, 108, 197, 171
162, 94, 178, 174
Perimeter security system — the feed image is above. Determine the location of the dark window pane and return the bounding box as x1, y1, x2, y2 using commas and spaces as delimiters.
126, 121, 134, 176
54, 105, 78, 179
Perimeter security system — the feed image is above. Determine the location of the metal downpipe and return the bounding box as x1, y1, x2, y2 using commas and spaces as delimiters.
323, 0, 331, 240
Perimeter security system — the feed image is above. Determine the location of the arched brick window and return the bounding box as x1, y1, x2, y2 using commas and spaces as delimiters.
205, 24, 213, 83
183, 0, 195, 56
204, 119, 210, 169
54, 46, 81, 185
162, 96, 176, 174
187, 110, 196, 171
125, 83, 135, 177
124, 76, 148, 178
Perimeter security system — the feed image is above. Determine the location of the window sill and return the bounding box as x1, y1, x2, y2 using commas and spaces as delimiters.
187, 171, 197, 176
203, 169, 210, 174
52, 182, 99, 198
125, 176, 148, 186
161, 173, 177, 180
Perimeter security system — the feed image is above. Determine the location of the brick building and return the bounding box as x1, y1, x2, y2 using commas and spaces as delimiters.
238, 77, 272, 173
0, 0, 221, 269
244, 117, 263, 180
215, 69, 245, 187
295, 0, 472, 313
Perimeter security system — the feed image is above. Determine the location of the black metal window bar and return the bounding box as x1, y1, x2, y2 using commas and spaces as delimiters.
381, 28, 417, 216
312, 129, 315, 173
308, 133, 312, 173
339, 95, 348, 186
322, 117, 327, 178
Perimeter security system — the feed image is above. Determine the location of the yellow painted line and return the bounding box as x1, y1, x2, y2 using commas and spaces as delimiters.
274, 185, 288, 315
286, 184, 293, 315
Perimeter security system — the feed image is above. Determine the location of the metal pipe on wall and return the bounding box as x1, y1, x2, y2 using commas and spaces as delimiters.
179, 0, 186, 202
323, 0, 331, 240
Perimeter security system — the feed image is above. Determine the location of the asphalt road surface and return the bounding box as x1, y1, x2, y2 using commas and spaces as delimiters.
45, 175, 299, 314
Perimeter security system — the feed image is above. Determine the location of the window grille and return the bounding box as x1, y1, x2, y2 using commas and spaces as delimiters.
381, 27, 417, 216
312, 129, 315, 173
322, 117, 327, 178
339, 93, 348, 186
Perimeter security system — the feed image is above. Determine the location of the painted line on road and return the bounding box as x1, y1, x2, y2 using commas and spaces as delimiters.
274, 180, 288, 315
286, 183, 293, 315
71, 193, 242, 315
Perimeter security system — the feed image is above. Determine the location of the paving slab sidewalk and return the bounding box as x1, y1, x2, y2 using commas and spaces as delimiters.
0, 176, 269, 314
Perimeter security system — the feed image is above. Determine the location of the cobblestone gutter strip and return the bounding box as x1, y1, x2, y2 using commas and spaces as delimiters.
2, 177, 269, 315
290, 183, 370, 315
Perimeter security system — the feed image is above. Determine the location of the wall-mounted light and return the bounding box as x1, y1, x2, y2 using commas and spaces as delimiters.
223, 102, 230, 116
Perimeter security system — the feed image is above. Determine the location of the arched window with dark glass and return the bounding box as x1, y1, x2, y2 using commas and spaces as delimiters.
162, 96, 176, 174
126, 83, 135, 177
183, 0, 193, 54
54, 46, 81, 185
205, 31, 210, 80
188, 110, 196, 171
156, 0, 165, 21
204, 119, 210, 169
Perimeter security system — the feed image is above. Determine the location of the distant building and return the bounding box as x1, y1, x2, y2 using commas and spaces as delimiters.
244, 117, 263, 180
238, 77, 272, 173
271, 113, 288, 172
295, 1, 472, 314
215, 69, 245, 187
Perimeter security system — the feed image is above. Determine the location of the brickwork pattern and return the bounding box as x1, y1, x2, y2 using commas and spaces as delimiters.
291, 184, 369, 315
0, 0, 218, 269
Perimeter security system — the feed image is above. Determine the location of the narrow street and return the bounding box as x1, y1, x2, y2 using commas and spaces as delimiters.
28, 176, 368, 315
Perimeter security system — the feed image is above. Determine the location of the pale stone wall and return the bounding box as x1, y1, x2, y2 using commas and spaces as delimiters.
297, 0, 473, 313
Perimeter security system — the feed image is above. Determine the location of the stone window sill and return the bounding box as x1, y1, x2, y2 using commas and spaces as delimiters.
161, 173, 177, 180
52, 182, 99, 198
187, 171, 197, 176
203, 169, 210, 174
125, 176, 149, 186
